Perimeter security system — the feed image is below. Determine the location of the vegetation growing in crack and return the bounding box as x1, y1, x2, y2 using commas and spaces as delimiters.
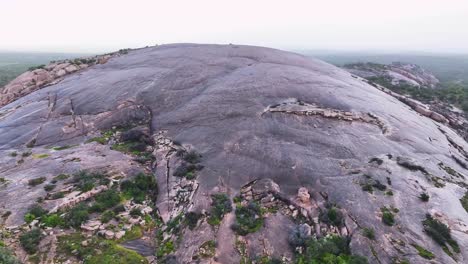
460, 191, 468, 213
381, 206, 396, 226
422, 214, 460, 257
362, 227, 375, 240
411, 243, 435, 260
319, 204, 345, 227
174, 150, 203, 180
28, 177, 46, 187
207, 193, 232, 226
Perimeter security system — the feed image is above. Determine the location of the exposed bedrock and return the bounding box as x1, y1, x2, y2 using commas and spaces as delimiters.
0, 44, 467, 263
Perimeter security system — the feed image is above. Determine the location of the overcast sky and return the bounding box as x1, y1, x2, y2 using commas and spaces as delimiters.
1, 0, 467, 53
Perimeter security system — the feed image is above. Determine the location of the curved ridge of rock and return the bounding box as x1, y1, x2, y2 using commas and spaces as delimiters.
0, 44, 467, 264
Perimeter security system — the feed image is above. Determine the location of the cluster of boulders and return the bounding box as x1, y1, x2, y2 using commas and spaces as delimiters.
0, 50, 128, 107
81, 202, 152, 240
238, 179, 349, 238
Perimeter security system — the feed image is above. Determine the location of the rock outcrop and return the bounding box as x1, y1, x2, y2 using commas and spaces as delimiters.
0, 44, 467, 264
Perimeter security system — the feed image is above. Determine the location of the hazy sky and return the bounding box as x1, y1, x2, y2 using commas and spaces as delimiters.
1, 0, 467, 53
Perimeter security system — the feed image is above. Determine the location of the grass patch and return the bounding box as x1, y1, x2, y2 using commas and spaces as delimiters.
57, 233, 147, 264
32, 153, 49, 159
207, 193, 232, 226
411, 243, 435, 260
28, 177, 46, 186
51, 145, 74, 151
120, 226, 143, 242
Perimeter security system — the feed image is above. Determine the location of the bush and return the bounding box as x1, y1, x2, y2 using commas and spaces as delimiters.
89, 189, 121, 212
460, 191, 468, 213
231, 202, 263, 235
71, 171, 108, 192
320, 206, 344, 227
362, 227, 375, 240
65, 203, 89, 228
288, 224, 312, 248
185, 211, 202, 230
28, 177, 46, 186
422, 214, 460, 253
0, 246, 21, 264
101, 210, 115, 223
381, 207, 395, 226
24, 204, 47, 222
419, 193, 430, 202
42, 214, 64, 227
44, 184, 56, 191
183, 150, 201, 164
298, 235, 368, 264
120, 173, 158, 203
19, 229, 42, 254
130, 208, 142, 218
207, 194, 232, 226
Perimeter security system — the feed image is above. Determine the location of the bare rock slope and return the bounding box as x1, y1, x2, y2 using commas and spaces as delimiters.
0, 44, 467, 264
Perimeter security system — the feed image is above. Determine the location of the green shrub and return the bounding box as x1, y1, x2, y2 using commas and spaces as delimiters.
320, 206, 344, 227
362, 227, 375, 240
64, 203, 89, 228
42, 214, 64, 227
297, 235, 368, 264
71, 171, 108, 192
120, 173, 158, 203
207, 193, 232, 226
156, 240, 175, 258
0, 246, 21, 264
89, 189, 121, 212
461, 191, 468, 213
185, 212, 202, 230
50, 192, 65, 200
28, 177, 46, 186
19, 229, 42, 254
130, 208, 142, 218
44, 184, 56, 191
183, 150, 201, 164
101, 210, 116, 223
419, 193, 430, 202
24, 204, 47, 223
381, 207, 395, 226
422, 214, 460, 254
231, 202, 263, 235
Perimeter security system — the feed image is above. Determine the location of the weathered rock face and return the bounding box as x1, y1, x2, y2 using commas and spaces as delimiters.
0, 44, 467, 264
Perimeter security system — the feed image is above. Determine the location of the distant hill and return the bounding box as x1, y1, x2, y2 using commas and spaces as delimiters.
0, 52, 91, 87
298, 51, 468, 84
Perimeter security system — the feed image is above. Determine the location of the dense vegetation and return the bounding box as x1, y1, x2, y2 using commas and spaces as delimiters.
207, 193, 232, 225
367, 76, 468, 111
293, 235, 368, 264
